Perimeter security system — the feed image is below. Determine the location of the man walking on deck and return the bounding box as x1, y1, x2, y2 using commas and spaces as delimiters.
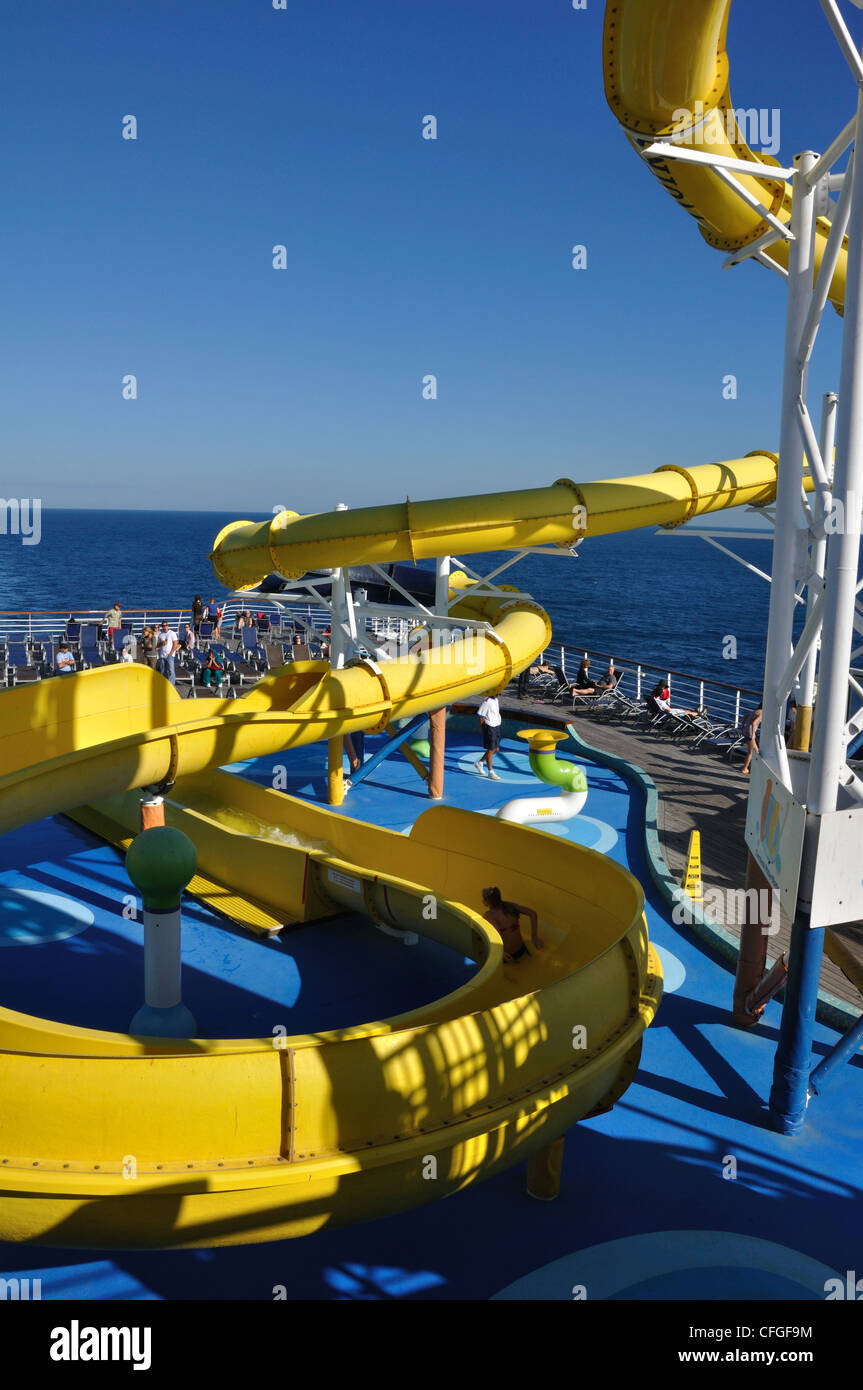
475, 695, 502, 780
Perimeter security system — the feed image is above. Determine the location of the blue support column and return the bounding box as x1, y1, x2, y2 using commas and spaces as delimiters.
345, 714, 429, 789
768, 907, 825, 1135
808, 1009, 863, 1095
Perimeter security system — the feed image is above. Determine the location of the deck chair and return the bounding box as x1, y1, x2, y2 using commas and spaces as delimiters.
589, 671, 626, 720
7, 642, 31, 672
9, 661, 41, 685
263, 639, 287, 668
548, 666, 572, 704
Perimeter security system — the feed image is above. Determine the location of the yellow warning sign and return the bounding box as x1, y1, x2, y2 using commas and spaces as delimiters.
683, 830, 703, 901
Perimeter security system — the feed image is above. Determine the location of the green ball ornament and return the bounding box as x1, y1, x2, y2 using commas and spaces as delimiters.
126, 826, 197, 911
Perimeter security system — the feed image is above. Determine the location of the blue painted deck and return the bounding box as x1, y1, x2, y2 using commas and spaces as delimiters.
1, 729, 861, 1300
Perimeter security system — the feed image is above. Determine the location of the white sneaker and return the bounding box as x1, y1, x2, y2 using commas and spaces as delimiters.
488, 770, 501, 781
475, 761, 487, 776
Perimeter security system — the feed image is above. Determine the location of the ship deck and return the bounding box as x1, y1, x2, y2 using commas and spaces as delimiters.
498, 690, 863, 1017
0, 723, 861, 1301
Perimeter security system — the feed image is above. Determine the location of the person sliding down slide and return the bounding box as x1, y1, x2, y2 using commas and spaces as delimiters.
482, 886, 544, 962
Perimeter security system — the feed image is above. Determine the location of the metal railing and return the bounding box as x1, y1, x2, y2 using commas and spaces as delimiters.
552, 642, 760, 729
0, 607, 762, 726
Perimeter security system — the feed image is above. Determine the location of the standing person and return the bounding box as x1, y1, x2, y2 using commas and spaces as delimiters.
206, 597, 222, 637
191, 596, 204, 633
344, 731, 365, 774
104, 601, 123, 637
155, 620, 179, 686
138, 625, 156, 667
785, 699, 798, 747
741, 704, 762, 775
475, 694, 502, 779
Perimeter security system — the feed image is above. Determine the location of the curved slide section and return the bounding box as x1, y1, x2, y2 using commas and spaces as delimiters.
603, 0, 847, 312
0, 776, 661, 1248
0, 591, 550, 839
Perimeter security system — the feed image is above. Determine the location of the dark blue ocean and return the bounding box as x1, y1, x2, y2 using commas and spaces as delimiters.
0, 509, 782, 696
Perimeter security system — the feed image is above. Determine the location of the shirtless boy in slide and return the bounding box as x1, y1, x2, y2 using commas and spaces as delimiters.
481, 886, 544, 962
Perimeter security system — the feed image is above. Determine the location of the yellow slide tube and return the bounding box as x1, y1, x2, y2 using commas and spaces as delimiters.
603, 0, 847, 312
211, 452, 781, 587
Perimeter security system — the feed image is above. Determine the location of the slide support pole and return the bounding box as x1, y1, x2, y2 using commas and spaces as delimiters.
526, 1136, 566, 1201
772, 109, 863, 1131
327, 501, 350, 806
140, 794, 165, 831
126, 826, 198, 1039
427, 555, 452, 800
732, 855, 773, 1025
428, 708, 446, 800
795, 391, 836, 752
328, 736, 344, 807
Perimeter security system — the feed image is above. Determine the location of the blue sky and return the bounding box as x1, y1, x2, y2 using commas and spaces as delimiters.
3, 0, 861, 511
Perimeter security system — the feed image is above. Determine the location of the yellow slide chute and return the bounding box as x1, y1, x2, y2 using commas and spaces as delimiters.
211, 452, 780, 587
603, 0, 847, 313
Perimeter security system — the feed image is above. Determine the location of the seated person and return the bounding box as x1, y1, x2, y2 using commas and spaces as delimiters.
573, 657, 597, 694
481, 886, 544, 962
518, 659, 554, 696
180, 623, 196, 652
55, 641, 76, 675
201, 648, 225, 688
595, 660, 616, 691
648, 680, 699, 719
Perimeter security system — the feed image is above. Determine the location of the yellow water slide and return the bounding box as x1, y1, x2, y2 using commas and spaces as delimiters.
0, 452, 789, 1247
211, 452, 780, 586
603, 0, 848, 311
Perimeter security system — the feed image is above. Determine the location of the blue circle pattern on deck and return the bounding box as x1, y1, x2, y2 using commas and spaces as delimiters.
1, 729, 861, 1300
491, 1231, 839, 1300
0, 886, 93, 947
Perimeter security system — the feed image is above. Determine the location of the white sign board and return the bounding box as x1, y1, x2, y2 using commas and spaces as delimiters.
744, 756, 807, 920
809, 806, 863, 928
